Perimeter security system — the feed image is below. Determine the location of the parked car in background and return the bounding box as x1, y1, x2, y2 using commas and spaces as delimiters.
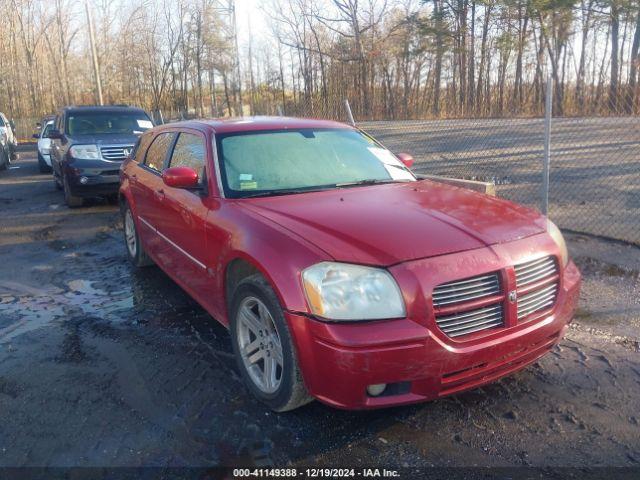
34, 116, 55, 173
119, 117, 581, 412
0, 112, 17, 170
49, 105, 154, 207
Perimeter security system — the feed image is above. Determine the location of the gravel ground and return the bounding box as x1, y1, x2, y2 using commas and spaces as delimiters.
0, 151, 639, 468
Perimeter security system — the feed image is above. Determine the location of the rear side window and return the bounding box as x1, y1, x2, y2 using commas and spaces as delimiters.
168, 133, 206, 180
144, 133, 174, 172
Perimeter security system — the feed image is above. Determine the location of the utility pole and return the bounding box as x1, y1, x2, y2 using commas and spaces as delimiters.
230, 0, 243, 115
212, 0, 242, 115
541, 74, 552, 217
85, 0, 103, 105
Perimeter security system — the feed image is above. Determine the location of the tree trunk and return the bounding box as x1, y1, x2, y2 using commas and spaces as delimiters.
627, 6, 640, 113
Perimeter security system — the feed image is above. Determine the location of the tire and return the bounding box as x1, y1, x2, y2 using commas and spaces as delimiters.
122, 202, 154, 267
38, 153, 52, 173
230, 274, 312, 412
54, 175, 63, 190
62, 174, 84, 208
0, 150, 7, 171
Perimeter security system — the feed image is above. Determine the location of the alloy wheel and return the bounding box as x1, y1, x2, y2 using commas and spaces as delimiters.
236, 296, 284, 394
124, 209, 137, 258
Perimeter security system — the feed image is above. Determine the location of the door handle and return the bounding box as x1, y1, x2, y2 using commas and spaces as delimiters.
154, 188, 165, 200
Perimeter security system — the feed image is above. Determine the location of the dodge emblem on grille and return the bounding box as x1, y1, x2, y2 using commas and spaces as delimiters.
508, 290, 517, 303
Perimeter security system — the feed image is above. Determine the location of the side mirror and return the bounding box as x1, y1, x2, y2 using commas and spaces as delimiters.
162, 166, 199, 189
47, 129, 62, 139
396, 152, 414, 168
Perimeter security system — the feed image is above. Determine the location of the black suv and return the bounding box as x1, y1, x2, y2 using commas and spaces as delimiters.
49, 105, 154, 207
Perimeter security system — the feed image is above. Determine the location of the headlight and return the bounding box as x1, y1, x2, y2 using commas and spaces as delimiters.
69, 144, 100, 160
547, 220, 568, 268
301, 262, 406, 320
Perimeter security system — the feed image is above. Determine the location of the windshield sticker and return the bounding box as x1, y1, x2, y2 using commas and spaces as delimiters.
368, 147, 401, 165
239, 173, 253, 181
368, 147, 414, 181
137, 120, 153, 129
239, 181, 258, 190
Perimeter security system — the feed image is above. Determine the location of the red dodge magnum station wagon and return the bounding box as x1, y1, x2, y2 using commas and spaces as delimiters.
119, 117, 581, 411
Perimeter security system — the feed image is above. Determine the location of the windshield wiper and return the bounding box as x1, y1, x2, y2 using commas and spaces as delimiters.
335, 179, 409, 188
240, 187, 331, 198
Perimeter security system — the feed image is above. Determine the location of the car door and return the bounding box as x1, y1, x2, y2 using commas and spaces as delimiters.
155, 129, 210, 295
50, 115, 65, 178
129, 131, 176, 263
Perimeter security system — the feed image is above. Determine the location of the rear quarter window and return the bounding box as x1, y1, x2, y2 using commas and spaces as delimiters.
144, 132, 175, 172
133, 133, 153, 163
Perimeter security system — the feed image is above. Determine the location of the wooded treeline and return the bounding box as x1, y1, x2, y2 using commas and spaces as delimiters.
0, 0, 638, 130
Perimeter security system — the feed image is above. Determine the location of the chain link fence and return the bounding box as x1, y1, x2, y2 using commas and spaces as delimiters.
361, 115, 640, 246
12, 97, 639, 247
266, 92, 640, 248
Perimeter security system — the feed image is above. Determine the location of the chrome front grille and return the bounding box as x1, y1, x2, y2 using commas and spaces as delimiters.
436, 304, 504, 338
515, 256, 559, 321
100, 145, 133, 161
432, 273, 501, 307
517, 284, 557, 320
515, 256, 557, 288
433, 272, 503, 338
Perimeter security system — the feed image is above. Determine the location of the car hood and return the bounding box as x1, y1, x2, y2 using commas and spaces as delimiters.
239, 180, 548, 266
68, 134, 139, 146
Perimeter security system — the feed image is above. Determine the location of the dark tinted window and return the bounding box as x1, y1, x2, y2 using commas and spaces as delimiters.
169, 133, 206, 180
145, 133, 174, 172
66, 111, 153, 135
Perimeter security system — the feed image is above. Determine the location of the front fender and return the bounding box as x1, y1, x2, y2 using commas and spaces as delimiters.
212, 202, 332, 322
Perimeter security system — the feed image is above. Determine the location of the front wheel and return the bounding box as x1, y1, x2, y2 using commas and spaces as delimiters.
63, 174, 84, 208
230, 274, 312, 412
38, 153, 52, 173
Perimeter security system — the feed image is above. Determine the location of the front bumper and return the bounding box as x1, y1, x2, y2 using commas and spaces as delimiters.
40, 153, 52, 166
287, 237, 581, 410
64, 161, 121, 197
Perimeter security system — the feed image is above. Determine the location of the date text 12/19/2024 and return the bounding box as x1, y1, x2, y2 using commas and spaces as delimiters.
233, 468, 401, 478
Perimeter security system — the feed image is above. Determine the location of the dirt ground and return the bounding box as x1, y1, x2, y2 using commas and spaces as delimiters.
0, 151, 639, 468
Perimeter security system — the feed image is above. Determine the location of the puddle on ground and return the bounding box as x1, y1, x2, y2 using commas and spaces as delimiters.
0, 279, 135, 343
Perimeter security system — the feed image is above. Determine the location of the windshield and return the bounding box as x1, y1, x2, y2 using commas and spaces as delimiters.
66, 112, 153, 136
216, 129, 415, 198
